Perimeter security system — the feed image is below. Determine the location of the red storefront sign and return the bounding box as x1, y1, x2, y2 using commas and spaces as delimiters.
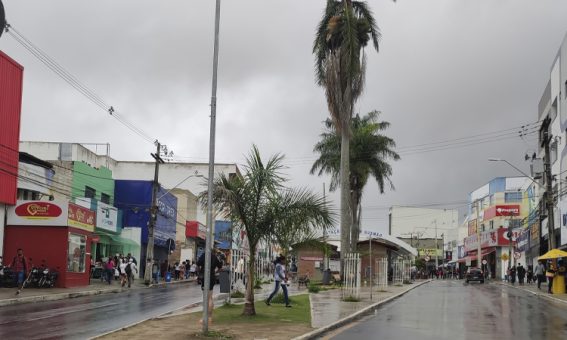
186, 220, 198, 237
484, 205, 520, 219
68, 203, 95, 232
15, 201, 63, 219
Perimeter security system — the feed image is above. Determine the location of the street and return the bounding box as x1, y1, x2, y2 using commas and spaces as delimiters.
0, 283, 216, 340
331, 280, 567, 340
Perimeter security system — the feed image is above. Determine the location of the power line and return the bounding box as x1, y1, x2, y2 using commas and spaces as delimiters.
4, 23, 157, 145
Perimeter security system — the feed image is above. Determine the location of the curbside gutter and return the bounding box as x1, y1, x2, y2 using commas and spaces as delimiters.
292, 280, 432, 340
495, 282, 567, 305
0, 279, 195, 307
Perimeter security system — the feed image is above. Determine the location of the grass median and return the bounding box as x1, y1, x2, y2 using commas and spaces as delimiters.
103, 294, 313, 340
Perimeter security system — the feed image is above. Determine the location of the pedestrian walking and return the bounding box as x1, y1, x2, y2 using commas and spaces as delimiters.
9, 248, 28, 295
196, 249, 223, 325
517, 263, 526, 285
535, 261, 545, 289
105, 257, 114, 285
185, 260, 191, 280
190, 261, 197, 278
509, 266, 516, 285
151, 259, 160, 284
265, 255, 291, 308
526, 265, 534, 284
546, 264, 556, 294
119, 259, 128, 287
174, 262, 181, 280
126, 258, 138, 288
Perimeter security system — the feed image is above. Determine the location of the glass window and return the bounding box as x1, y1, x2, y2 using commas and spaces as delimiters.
101, 193, 110, 204
489, 195, 494, 206
504, 192, 522, 203
68, 233, 87, 273
85, 186, 96, 199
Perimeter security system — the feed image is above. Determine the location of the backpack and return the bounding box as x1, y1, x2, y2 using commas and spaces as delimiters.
125, 263, 132, 275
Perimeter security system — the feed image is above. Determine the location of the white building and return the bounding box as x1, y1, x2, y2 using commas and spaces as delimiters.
537, 31, 567, 250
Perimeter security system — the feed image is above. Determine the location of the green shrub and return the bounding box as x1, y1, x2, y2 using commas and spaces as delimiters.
269, 293, 293, 304
230, 291, 245, 298
308, 283, 321, 293
254, 278, 263, 289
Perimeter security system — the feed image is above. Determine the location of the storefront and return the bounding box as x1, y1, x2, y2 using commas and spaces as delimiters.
185, 220, 207, 263
460, 227, 523, 280
5, 201, 94, 287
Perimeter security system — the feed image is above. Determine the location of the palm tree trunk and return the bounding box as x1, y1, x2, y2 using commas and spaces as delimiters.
350, 192, 359, 252
340, 132, 351, 277
243, 246, 256, 316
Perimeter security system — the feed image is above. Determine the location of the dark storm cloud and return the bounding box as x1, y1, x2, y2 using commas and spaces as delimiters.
1, 0, 567, 234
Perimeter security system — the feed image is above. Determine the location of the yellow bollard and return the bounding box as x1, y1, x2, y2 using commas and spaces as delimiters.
552, 275, 565, 294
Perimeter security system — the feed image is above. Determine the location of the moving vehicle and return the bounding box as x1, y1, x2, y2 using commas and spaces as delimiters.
466, 268, 484, 284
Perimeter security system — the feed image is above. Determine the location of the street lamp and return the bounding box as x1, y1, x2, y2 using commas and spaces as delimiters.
487, 158, 543, 188
158, 172, 204, 200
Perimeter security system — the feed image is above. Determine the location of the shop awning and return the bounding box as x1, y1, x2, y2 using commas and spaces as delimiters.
457, 247, 496, 263
96, 231, 140, 248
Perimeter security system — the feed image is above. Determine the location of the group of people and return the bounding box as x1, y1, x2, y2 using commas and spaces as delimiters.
148, 259, 197, 284
507, 260, 566, 294
101, 253, 138, 288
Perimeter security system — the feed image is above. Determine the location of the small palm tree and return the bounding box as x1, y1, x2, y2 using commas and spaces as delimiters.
201, 145, 333, 316
311, 110, 399, 250
313, 0, 381, 273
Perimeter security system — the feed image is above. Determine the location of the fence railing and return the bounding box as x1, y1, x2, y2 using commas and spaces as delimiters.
342, 252, 361, 299
375, 257, 388, 291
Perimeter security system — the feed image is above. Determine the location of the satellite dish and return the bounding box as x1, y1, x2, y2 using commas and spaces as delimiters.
0, 0, 5, 39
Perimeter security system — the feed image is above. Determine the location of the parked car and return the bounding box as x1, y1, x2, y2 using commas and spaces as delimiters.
466, 268, 484, 284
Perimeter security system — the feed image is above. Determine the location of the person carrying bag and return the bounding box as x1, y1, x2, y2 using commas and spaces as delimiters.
546, 264, 556, 294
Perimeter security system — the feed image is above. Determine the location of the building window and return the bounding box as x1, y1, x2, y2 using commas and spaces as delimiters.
101, 193, 110, 204
489, 195, 494, 206
67, 233, 86, 273
85, 186, 96, 199
490, 220, 494, 230
510, 219, 522, 229
504, 192, 522, 203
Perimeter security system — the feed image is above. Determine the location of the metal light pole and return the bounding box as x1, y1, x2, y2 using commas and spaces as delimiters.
202, 0, 221, 334
434, 220, 438, 269
369, 235, 372, 301
476, 200, 482, 270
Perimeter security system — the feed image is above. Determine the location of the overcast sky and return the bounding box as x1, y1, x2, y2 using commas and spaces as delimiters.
2, 0, 567, 235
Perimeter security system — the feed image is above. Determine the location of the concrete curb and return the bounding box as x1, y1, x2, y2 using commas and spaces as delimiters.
0, 279, 196, 307
292, 280, 432, 340
495, 282, 567, 305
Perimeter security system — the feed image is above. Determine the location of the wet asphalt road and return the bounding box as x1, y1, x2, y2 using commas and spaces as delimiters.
332, 280, 567, 340
0, 283, 217, 340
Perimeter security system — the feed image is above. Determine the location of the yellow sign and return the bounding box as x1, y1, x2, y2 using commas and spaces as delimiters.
501, 253, 509, 261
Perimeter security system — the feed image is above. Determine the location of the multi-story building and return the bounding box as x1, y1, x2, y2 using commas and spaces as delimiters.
537, 31, 567, 252
460, 177, 533, 279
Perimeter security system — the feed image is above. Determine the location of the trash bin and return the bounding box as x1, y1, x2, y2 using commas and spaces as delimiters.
219, 269, 230, 293
322, 269, 331, 285
165, 271, 172, 283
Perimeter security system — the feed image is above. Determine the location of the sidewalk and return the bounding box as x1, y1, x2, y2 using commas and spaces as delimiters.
0, 277, 195, 307
496, 280, 567, 304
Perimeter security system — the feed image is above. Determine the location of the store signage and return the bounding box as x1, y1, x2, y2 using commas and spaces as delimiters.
8, 200, 69, 226
418, 248, 443, 257
468, 219, 477, 236
68, 203, 95, 232
495, 205, 520, 216
515, 230, 529, 252
464, 228, 521, 251
96, 201, 118, 233
198, 224, 207, 240
15, 201, 62, 219
530, 223, 539, 241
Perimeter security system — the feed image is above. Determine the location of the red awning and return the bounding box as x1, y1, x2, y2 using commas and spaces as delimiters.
457, 247, 496, 263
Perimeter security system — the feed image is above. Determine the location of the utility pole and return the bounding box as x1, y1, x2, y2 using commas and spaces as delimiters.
476, 200, 482, 270
203, 0, 221, 334
542, 117, 556, 250
145, 142, 164, 285
369, 235, 372, 301
435, 220, 439, 270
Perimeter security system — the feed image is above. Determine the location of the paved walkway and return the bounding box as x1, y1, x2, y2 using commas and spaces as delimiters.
496, 280, 567, 304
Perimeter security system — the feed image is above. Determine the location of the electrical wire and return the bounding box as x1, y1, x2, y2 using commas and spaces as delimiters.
4, 23, 157, 145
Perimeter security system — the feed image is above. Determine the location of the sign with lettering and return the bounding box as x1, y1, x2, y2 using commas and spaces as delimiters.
8, 200, 68, 226
68, 203, 95, 232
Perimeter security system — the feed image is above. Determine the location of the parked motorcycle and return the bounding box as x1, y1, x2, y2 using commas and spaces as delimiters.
38, 266, 58, 288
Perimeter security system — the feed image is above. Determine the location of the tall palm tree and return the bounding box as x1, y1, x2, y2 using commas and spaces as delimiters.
201, 145, 333, 316
311, 110, 399, 251
313, 0, 381, 272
